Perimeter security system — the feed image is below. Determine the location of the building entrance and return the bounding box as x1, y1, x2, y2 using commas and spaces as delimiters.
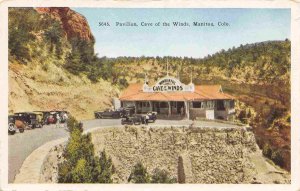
176, 101, 185, 115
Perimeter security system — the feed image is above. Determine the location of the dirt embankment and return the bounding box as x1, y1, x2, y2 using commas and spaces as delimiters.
8, 61, 119, 120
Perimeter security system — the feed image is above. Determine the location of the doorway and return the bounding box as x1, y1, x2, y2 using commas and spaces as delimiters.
176, 101, 184, 115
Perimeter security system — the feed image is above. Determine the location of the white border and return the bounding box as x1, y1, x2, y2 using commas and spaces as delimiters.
0, 0, 299, 191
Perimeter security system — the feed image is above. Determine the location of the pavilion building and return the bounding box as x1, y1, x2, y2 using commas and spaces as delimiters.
118, 75, 236, 120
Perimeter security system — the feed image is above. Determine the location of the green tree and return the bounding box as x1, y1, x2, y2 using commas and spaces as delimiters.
92, 150, 115, 183
58, 116, 115, 183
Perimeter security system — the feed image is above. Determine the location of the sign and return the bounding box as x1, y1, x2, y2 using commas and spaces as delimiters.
143, 76, 194, 92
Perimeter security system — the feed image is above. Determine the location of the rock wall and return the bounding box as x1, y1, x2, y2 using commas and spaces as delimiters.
39, 125, 290, 184
91, 126, 286, 184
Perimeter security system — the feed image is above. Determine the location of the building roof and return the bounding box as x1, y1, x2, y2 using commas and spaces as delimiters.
119, 83, 235, 102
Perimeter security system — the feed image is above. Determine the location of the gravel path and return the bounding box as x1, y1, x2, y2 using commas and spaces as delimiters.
8, 118, 241, 183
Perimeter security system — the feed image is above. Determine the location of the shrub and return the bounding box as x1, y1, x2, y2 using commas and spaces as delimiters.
151, 168, 177, 183
271, 150, 284, 167
128, 162, 150, 183
262, 143, 272, 158
118, 78, 129, 89
237, 109, 247, 124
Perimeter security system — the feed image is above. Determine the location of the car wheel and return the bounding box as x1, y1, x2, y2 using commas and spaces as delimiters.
19, 128, 25, 133
8, 130, 16, 135
8, 123, 15, 131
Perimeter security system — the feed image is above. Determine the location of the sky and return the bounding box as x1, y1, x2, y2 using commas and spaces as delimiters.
73, 8, 290, 58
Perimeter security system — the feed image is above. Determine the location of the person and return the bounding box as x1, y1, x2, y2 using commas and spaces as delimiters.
62, 112, 68, 122
145, 115, 149, 125
56, 113, 61, 128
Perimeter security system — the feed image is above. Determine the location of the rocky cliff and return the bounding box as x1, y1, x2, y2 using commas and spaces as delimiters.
8, 7, 116, 119
35, 7, 94, 42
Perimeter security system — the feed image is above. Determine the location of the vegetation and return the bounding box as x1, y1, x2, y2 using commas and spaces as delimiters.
128, 162, 151, 183
128, 162, 176, 183
58, 116, 115, 183
151, 168, 177, 183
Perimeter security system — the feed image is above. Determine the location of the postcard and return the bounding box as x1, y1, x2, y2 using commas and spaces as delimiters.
0, 0, 300, 191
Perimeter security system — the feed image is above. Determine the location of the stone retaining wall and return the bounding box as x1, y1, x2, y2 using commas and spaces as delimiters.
37, 125, 290, 184
91, 126, 260, 183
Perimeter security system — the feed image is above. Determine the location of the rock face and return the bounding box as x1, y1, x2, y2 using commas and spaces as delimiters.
35, 7, 94, 42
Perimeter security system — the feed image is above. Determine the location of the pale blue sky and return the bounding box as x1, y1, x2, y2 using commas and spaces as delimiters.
73, 8, 290, 58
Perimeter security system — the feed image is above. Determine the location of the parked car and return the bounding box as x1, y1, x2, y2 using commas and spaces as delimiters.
94, 109, 124, 119
50, 110, 69, 123
14, 112, 41, 128
122, 106, 135, 117
8, 115, 25, 135
121, 115, 141, 125
146, 111, 157, 122
32, 111, 45, 126
45, 112, 58, 125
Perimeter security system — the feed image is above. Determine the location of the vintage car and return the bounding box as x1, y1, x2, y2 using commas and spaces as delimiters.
146, 111, 157, 122
14, 112, 42, 129
49, 110, 69, 123
32, 111, 45, 126
94, 108, 125, 119
45, 112, 58, 125
121, 115, 141, 125
8, 115, 25, 135
134, 112, 157, 124
123, 106, 135, 117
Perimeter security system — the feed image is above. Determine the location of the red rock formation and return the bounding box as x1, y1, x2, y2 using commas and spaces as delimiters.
35, 7, 94, 42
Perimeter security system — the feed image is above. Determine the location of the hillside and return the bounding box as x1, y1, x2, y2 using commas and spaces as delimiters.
8, 7, 119, 119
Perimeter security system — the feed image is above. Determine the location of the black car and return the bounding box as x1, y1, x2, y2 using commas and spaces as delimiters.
94, 109, 125, 119
14, 112, 41, 128
146, 111, 157, 122
123, 106, 135, 117
121, 115, 141, 125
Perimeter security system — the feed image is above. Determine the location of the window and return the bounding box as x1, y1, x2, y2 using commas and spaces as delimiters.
192, 102, 201, 108
160, 102, 168, 108
142, 102, 150, 107
229, 100, 235, 108
216, 100, 225, 110
171, 102, 177, 107
207, 101, 214, 108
